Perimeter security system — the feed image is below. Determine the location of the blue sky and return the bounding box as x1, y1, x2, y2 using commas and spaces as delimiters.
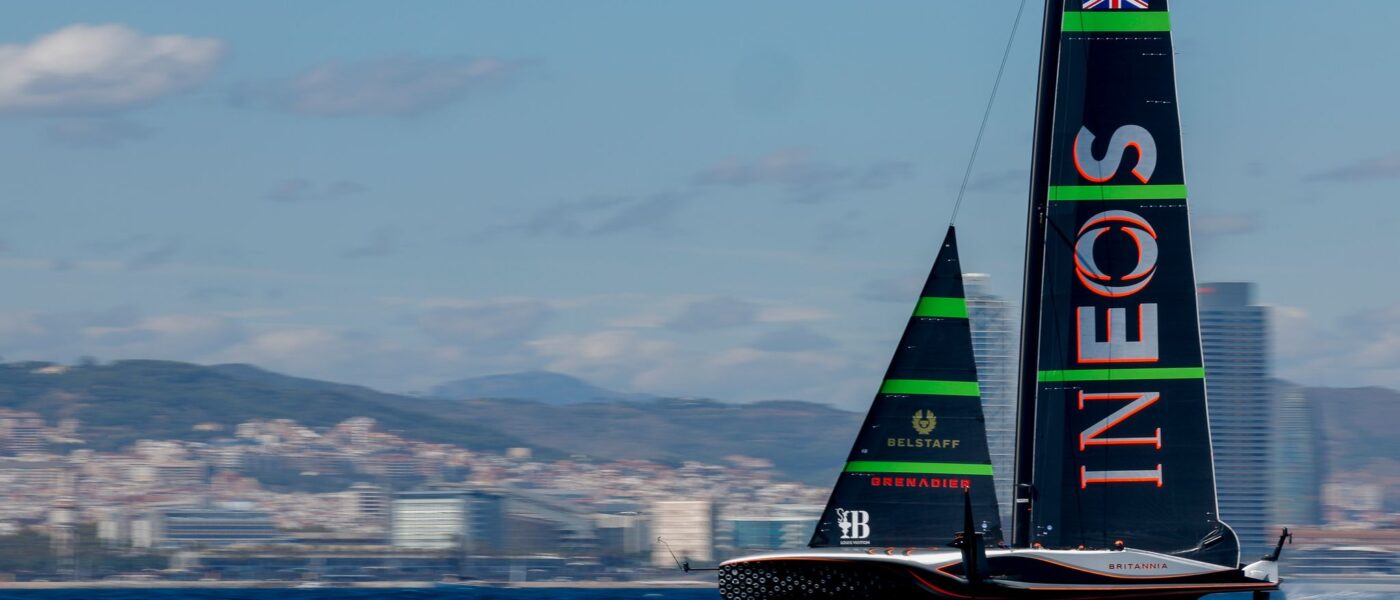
0, 1, 1397, 407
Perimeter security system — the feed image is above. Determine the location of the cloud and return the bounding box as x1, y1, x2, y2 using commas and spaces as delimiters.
341, 228, 396, 259
488, 192, 691, 239
529, 330, 676, 384
1273, 303, 1400, 390
234, 56, 528, 117
965, 168, 1029, 193
1192, 211, 1262, 238
83, 235, 181, 270
751, 325, 839, 352
631, 346, 853, 403
858, 275, 922, 303
186, 286, 247, 302
266, 178, 366, 203
0, 306, 243, 361
692, 148, 913, 203
0, 24, 223, 115
1305, 155, 1400, 182
43, 117, 153, 147
664, 297, 760, 333
125, 239, 180, 270
414, 299, 554, 344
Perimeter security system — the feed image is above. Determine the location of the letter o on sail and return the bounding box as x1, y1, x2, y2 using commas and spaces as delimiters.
1073, 210, 1158, 298
1073, 125, 1158, 183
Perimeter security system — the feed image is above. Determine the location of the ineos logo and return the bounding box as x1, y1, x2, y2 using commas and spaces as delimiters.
1074, 210, 1158, 298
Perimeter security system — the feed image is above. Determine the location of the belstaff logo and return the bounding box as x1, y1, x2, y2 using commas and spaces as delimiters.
835, 508, 871, 543
911, 410, 937, 435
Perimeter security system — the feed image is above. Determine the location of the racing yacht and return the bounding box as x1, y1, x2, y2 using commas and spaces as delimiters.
718, 1, 1286, 598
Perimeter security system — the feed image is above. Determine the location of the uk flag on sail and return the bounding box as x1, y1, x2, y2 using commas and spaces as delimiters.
1083, 0, 1149, 8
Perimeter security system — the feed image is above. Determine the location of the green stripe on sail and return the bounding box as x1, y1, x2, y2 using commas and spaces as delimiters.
1038, 367, 1205, 382
880, 379, 980, 397
1049, 184, 1187, 201
1062, 12, 1171, 33
845, 461, 994, 477
913, 297, 968, 318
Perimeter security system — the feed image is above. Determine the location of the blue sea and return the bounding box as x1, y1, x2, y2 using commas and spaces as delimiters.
0, 585, 1389, 600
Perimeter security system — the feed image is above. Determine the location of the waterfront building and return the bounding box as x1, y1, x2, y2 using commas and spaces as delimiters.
391, 489, 504, 552
649, 499, 716, 567
1272, 384, 1322, 526
149, 504, 283, 548
964, 273, 1017, 530
348, 482, 390, 533
1198, 282, 1274, 556
0, 414, 46, 455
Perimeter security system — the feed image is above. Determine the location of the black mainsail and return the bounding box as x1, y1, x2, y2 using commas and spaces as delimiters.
810, 226, 1003, 549
1019, 0, 1239, 567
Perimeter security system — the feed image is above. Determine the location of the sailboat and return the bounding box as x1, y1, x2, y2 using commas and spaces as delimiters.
717, 1, 1287, 598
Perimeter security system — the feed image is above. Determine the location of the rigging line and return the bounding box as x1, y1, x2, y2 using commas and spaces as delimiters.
950, 0, 1029, 225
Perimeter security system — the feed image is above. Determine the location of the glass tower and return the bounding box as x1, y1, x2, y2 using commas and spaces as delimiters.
1198, 282, 1274, 557
964, 273, 1017, 533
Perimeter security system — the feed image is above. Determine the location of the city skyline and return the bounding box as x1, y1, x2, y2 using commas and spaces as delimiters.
0, 2, 1399, 408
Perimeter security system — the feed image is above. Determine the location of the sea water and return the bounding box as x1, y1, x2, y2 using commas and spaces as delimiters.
0, 585, 1390, 600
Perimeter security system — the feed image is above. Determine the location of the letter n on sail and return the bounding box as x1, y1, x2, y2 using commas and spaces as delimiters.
1078, 391, 1161, 451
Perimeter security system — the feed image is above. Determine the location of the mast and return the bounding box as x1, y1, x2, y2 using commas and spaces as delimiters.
1010, 0, 1061, 549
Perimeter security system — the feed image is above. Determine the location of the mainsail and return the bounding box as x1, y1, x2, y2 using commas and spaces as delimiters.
1019, 0, 1239, 567
811, 226, 1003, 549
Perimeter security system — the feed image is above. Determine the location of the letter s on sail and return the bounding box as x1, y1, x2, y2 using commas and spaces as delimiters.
1073, 125, 1157, 183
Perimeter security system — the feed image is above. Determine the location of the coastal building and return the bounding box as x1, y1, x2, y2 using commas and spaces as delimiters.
347, 482, 390, 533
964, 273, 1017, 530
391, 489, 504, 552
649, 500, 716, 567
1198, 282, 1274, 556
1272, 385, 1322, 526
148, 504, 283, 548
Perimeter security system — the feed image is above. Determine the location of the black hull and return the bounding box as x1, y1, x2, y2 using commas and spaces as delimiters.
719, 558, 1279, 600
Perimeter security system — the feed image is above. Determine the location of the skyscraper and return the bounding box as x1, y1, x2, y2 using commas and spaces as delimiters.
964, 273, 1017, 532
1198, 282, 1273, 556
1272, 384, 1322, 526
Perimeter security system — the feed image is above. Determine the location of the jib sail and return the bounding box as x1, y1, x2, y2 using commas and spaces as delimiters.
811, 226, 1004, 549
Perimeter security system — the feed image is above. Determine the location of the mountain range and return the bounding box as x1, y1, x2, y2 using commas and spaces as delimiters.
0, 360, 1391, 487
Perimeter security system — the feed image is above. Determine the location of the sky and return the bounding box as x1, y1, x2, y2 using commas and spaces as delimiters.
0, 1, 1397, 408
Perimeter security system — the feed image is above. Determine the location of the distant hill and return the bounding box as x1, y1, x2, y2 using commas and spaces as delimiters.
10, 360, 1395, 489
430, 371, 651, 404
1303, 385, 1400, 476
0, 361, 859, 485
449, 397, 861, 485
0, 360, 533, 453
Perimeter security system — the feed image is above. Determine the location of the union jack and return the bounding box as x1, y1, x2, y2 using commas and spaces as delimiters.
1083, 0, 1150, 8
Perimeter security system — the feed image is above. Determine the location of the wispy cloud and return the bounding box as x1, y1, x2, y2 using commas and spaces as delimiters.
692, 148, 913, 203
43, 117, 153, 148
341, 227, 396, 259
487, 192, 691, 239
0, 24, 223, 115
1192, 211, 1262, 238
414, 299, 554, 344
1305, 155, 1400, 182
858, 275, 922, 303
83, 235, 181, 270
665, 297, 760, 333
266, 178, 367, 203
234, 56, 530, 117
751, 325, 839, 352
